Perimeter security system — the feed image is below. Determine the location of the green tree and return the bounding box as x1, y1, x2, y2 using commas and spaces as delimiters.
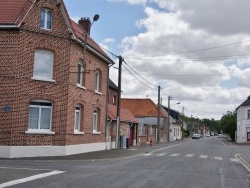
220, 111, 237, 141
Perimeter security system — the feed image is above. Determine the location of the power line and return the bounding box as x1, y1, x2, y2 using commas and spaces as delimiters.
123, 60, 158, 88
126, 53, 250, 62
122, 63, 157, 91
125, 40, 250, 60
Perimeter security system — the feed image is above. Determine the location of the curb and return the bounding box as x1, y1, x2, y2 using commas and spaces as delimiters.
235, 153, 250, 173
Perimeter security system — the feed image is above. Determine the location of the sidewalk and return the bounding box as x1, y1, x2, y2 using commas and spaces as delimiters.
235, 152, 250, 173
1, 140, 186, 161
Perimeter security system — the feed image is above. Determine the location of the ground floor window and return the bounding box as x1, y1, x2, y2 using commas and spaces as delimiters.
139, 125, 146, 135
149, 126, 154, 135
28, 100, 52, 130
93, 108, 99, 132
247, 132, 250, 141
74, 105, 81, 131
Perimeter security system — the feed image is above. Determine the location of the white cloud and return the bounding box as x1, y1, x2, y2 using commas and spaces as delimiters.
117, 1, 250, 119
103, 38, 115, 43
107, 0, 147, 6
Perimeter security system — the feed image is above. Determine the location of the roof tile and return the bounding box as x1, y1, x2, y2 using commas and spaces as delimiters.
108, 104, 138, 123
121, 98, 167, 117
0, 0, 34, 25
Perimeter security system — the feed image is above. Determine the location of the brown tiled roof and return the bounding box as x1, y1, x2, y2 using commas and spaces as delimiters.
0, 0, 34, 26
70, 19, 113, 63
108, 104, 138, 123
121, 98, 168, 117
0, 0, 113, 64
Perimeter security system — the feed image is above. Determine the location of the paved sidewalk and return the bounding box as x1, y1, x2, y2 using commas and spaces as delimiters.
1, 140, 186, 161
235, 152, 250, 173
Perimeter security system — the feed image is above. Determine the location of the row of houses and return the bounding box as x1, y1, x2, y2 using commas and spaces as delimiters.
0, 0, 183, 158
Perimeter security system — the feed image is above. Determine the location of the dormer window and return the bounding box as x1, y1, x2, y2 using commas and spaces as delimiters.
40, 9, 52, 30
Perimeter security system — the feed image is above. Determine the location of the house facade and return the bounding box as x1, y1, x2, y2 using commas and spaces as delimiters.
121, 98, 168, 144
0, 0, 113, 158
236, 95, 250, 143
107, 79, 138, 149
162, 106, 182, 141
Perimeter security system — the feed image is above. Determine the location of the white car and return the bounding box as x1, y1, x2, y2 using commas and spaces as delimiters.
206, 134, 210, 137
218, 134, 223, 138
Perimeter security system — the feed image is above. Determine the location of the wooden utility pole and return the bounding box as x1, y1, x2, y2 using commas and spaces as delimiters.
116, 56, 123, 149
168, 96, 172, 142
157, 86, 160, 143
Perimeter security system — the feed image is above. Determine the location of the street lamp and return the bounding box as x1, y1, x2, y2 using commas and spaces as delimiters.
82, 14, 100, 66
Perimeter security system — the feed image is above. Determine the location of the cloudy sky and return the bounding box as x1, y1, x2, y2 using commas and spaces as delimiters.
64, 0, 250, 120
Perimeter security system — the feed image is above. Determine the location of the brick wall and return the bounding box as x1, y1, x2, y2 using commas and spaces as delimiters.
108, 88, 117, 105
0, 0, 109, 146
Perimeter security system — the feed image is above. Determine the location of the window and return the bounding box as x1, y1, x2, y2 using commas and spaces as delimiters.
112, 95, 116, 105
139, 125, 146, 135
40, 9, 52, 30
77, 61, 84, 86
33, 50, 54, 81
93, 108, 100, 134
74, 105, 81, 131
248, 110, 250, 119
95, 70, 100, 92
149, 126, 154, 135
28, 100, 52, 131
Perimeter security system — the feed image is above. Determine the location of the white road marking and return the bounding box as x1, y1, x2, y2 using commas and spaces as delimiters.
199, 155, 208, 159
156, 153, 166, 157
185, 154, 194, 157
215, 156, 223, 160
0, 170, 65, 188
142, 153, 152, 156
169, 153, 180, 157
230, 158, 239, 162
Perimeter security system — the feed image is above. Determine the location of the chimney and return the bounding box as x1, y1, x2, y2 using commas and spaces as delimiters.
78, 17, 91, 35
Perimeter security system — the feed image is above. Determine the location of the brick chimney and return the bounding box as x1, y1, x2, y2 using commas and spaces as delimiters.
78, 17, 91, 35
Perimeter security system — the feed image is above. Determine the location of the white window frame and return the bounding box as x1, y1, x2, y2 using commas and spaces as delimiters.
95, 71, 100, 92
149, 126, 154, 135
26, 100, 54, 134
139, 125, 146, 135
40, 9, 52, 30
93, 108, 101, 134
77, 61, 85, 88
33, 50, 54, 82
112, 95, 116, 105
74, 105, 84, 134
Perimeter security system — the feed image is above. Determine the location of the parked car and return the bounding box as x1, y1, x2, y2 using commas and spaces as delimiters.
218, 134, 223, 138
206, 134, 210, 137
192, 134, 200, 139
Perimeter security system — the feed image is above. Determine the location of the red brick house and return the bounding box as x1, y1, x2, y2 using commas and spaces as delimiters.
0, 0, 114, 158
121, 99, 168, 144
107, 79, 138, 149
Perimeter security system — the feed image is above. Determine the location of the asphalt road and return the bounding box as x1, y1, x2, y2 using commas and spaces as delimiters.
0, 136, 250, 188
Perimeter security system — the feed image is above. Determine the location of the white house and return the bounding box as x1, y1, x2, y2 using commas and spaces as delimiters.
162, 106, 182, 141
236, 95, 250, 143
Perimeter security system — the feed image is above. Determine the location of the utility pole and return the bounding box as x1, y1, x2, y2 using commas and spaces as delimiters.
157, 86, 161, 143
181, 106, 185, 139
116, 56, 123, 149
168, 96, 172, 142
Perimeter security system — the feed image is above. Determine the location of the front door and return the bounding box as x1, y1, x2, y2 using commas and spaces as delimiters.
247, 132, 250, 141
